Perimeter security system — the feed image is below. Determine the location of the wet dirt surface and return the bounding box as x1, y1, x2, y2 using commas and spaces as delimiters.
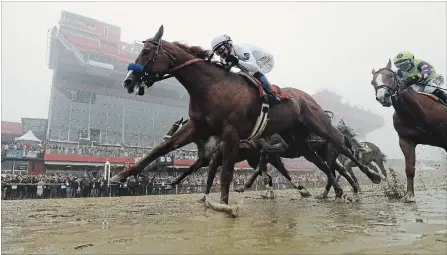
2, 172, 446, 254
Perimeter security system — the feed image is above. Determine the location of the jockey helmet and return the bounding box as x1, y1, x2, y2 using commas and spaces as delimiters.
211, 34, 233, 56
393, 51, 415, 72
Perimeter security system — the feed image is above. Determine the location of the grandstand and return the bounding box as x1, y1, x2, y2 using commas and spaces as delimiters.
3, 11, 385, 175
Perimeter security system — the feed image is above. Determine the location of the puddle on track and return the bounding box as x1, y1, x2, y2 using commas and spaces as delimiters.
2, 182, 446, 254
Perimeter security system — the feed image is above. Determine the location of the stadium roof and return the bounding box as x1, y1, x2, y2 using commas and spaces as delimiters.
1, 121, 23, 135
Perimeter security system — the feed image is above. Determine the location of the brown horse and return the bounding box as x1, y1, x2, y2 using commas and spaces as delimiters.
111, 25, 381, 205
371, 59, 447, 202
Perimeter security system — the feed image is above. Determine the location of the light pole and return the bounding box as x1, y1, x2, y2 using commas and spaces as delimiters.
104, 160, 111, 196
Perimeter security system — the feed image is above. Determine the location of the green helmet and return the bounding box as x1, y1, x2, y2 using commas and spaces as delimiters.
393, 51, 415, 71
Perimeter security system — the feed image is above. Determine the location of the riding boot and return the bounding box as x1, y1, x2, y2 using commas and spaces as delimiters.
253, 71, 281, 104
433, 89, 447, 105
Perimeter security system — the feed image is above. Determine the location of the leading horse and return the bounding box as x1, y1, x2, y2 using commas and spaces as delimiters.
371, 59, 447, 202
111, 25, 381, 206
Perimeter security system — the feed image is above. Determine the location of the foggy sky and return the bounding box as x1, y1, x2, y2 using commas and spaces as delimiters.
1, 1, 446, 159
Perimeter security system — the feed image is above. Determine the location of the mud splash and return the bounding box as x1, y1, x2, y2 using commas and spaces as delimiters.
381, 167, 406, 200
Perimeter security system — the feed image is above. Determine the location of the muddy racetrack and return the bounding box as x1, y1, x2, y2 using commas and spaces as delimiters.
2, 169, 446, 254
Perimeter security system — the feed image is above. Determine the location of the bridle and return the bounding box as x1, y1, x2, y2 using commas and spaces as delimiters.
373, 68, 401, 96
137, 39, 205, 86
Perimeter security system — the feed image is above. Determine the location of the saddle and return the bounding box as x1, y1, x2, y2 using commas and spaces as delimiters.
416, 91, 447, 107
237, 72, 291, 100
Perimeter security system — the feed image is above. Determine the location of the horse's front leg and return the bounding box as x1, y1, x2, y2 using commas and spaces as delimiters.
220, 127, 240, 205
234, 156, 262, 193
399, 136, 417, 203
110, 120, 201, 183
167, 157, 209, 190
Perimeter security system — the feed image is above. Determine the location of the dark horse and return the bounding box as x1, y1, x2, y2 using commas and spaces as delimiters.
337, 141, 388, 186
165, 117, 360, 199
371, 59, 447, 202
162, 118, 312, 198
111, 25, 381, 206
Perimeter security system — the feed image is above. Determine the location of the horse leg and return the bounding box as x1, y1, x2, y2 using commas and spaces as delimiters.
264, 170, 276, 199
200, 153, 221, 202
269, 156, 311, 197
315, 143, 337, 199
110, 120, 201, 182
306, 119, 381, 184
399, 137, 417, 203
342, 158, 361, 192
167, 157, 208, 190
296, 138, 344, 199
235, 160, 262, 192
334, 160, 359, 195
375, 159, 388, 178
220, 127, 240, 205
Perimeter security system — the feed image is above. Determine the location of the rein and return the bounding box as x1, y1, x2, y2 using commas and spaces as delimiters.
135, 38, 207, 85
142, 58, 206, 84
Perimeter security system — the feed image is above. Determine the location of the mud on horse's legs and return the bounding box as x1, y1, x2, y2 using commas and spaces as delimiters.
297, 138, 344, 198
110, 120, 200, 182
220, 127, 240, 205
399, 137, 417, 203
200, 153, 222, 202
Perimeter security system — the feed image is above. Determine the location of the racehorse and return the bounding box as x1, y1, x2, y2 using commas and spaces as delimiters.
337, 141, 388, 186
371, 59, 447, 202
111, 25, 381, 207
164, 117, 360, 200
163, 118, 312, 198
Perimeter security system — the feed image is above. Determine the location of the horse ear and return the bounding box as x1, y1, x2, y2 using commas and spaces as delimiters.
179, 117, 183, 123
183, 119, 188, 125
371, 69, 375, 74
386, 58, 392, 69
154, 25, 164, 41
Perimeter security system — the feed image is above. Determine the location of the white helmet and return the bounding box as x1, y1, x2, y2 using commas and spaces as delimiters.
211, 34, 233, 52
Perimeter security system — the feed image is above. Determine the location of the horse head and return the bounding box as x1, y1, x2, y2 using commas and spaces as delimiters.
371, 59, 402, 107
122, 25, 211, 95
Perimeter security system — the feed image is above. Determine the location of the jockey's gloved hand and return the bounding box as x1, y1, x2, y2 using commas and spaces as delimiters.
404, 74, 422, 86
225, 55, 239, 66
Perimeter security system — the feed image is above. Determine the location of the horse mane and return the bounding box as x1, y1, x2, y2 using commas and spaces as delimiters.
172, 42, 213, 60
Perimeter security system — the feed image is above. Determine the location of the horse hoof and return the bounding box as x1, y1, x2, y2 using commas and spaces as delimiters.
234, 186, 245, 193
299, 190, 312, 198
368, 171, 382, 184
199, 196, 206, 203
401, 194, 416, 203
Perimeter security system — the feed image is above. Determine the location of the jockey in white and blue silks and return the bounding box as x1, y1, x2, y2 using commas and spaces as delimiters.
210, 34, 281, 104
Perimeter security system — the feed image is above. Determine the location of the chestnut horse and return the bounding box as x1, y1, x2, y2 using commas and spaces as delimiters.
111, 25, 381, 205
371, 59, 447, 202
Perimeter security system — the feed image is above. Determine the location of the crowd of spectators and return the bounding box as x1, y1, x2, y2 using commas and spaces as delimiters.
1, 142, 45, 159
44, 143, 199, 160
1, 166, 378, 200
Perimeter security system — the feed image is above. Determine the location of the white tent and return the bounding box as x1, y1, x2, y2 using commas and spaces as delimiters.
15, 130, 41, 143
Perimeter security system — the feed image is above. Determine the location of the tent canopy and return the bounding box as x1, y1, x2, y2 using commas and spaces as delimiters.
14, 130, 41, 143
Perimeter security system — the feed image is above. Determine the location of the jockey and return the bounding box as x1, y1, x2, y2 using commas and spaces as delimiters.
210, 34, 281, 104
336, 120, 371, 153
393, 51, 447, 103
